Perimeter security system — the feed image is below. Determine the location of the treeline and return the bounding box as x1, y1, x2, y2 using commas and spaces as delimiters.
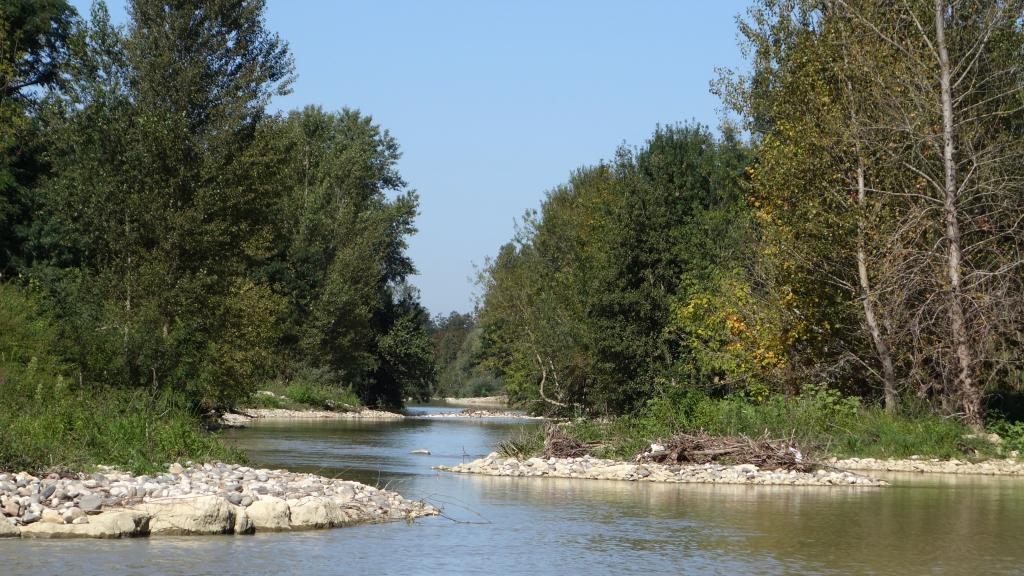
428, 311, 501, 398
467, 0, 1024, 429
1, 0, 433, 424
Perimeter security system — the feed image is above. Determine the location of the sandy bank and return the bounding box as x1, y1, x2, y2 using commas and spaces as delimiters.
441, 396, 508, 407
418, 409, 545, 420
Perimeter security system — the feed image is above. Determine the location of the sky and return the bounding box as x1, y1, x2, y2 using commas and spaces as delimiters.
70, 0, 750, 316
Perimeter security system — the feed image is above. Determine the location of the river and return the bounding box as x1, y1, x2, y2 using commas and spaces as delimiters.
3, 405, 1024, 575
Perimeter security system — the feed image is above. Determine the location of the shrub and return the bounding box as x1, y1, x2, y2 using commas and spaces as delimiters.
0, 284, 240, 474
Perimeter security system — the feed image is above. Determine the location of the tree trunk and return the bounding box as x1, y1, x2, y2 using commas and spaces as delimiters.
854, 163, 898, 412
935, 0, 982, 430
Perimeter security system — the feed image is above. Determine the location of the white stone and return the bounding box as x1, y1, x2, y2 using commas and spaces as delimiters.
140, 495, 238, 535
247, 497, 291, 531
20, 511, 148, 539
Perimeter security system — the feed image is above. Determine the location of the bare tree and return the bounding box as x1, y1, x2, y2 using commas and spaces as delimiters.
836, 0, 1024, 428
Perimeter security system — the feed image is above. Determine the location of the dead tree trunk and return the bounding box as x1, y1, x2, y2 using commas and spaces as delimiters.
854, 162, 898, 412
935, 0, 981, 430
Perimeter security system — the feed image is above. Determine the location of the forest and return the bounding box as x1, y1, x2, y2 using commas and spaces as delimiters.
438, 0, 1024, 449
1, 0, 434, 470
2, 0, 1023, 472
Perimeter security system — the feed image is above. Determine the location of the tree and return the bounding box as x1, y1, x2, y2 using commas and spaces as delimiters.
0, 0, 75, 277
253, 106, 430, 408
722, 0, 1024, 426
476, 126, 753, 416
38, 0, 294, 408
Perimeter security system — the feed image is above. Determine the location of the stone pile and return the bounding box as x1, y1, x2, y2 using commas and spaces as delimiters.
0, 462, 436, 539
831, 456, 1024, 475
222, 407, 404, 426
437, 453, 887, 487
421, 409, 545, 420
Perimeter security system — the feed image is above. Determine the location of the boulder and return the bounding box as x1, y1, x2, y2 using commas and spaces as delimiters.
41, 508, 64, 524
20, 511, 149, 539
288, 497, 349, 529
78, 494, 103, 514
246, 497, 290, 531
139, 495, 238, 535
0, 519, 19, 538
233, 507, 254, 535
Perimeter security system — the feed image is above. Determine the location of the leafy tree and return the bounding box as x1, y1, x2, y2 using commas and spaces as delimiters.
37, 0, 294, 408
253, 105, 430, 408
0, 0, 75, 277
476, 126, 752, 416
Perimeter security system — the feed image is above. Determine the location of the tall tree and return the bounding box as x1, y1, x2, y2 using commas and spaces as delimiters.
40, 0, 294, 408
254, 106, 429, 408
0, 0, 75, 277
724, 0, 1024, 425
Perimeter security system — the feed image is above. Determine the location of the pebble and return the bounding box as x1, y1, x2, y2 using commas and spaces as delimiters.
418, 409, 545, 420
437, 453, 888, 486
830, 457, 1024, 476
0, 462, 438, 534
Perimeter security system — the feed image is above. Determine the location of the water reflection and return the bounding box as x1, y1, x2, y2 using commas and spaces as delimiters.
2, 415, 1023, 576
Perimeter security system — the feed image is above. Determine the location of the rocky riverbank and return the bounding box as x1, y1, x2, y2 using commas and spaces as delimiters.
419, 409, 545, 420
223, 407, 404, 426
0, 462, 436, 539
831, 456, 1024, 476
436, 453, 886, 486
441, 396, 508, 407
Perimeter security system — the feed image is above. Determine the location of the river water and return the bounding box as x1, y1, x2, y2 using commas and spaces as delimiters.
3, 405, 1024, 575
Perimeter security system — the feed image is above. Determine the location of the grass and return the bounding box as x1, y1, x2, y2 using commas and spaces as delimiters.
0, 387, 243, 475
0, 284, 242, 475
507, 386, 1006, 462
241, 379, 361, 412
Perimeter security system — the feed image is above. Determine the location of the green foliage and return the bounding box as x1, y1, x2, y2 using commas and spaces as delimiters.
429, 311, 503, 398
0, 284, 238, 474
281, 382, 359, 412
987, 419, 1024, 454
559, 390, 982, 462
476, 125, 752, 416
0, 0, 75, 277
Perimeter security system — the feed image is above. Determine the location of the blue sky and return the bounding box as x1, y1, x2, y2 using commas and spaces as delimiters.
70, 0, 750, 315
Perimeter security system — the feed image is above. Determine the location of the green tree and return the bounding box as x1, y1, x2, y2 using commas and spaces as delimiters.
254, 106, 430, 408
37, 0, 293, 408
476, 125, 752, 416
0, 0, 75, 277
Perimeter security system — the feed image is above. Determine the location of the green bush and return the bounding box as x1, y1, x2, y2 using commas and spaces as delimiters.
555, 387, 987, 461
0, 284, 240, 474
280, 381, 359, 411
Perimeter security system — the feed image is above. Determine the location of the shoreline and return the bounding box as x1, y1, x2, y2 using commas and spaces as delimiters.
223, 407, 404, 426
435, 453, 887, 487
440, 396, 508, 407
831, 456, 1024, 476
1, 462, 436, 539
417, 409, 546, 420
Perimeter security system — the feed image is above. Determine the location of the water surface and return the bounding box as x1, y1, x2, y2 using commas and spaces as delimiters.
3, 407, 1023, 575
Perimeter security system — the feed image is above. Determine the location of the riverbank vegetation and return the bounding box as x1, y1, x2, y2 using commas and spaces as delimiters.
0, 0, 433, 473
240, 380, 362, 412
503, 390, 998, 464
451, 0, 1024, 458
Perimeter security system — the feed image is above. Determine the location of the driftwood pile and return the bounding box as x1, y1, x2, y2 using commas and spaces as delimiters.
542, 425, 600, 458
635, 431, 813, 472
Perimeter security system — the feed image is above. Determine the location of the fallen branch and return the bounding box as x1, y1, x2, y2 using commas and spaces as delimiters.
635, 431, 815, 472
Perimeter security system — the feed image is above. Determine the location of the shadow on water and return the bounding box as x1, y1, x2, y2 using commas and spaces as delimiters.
3, 413, 1024, 575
